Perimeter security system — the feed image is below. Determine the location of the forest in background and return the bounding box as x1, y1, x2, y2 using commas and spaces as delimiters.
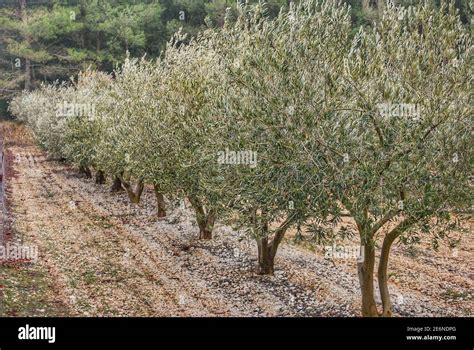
0, 0, 471, 115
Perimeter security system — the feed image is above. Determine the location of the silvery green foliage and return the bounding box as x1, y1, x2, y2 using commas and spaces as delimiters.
9, 82, 73, 158
323, 1, 472, 315
9, 0, 471, 242
206, 0, 354, 238
92, 56, 159, 180
147, 29, 227, 207
61, 70, 112, 170
112, 30, 228, 216
321, 1, 473, 243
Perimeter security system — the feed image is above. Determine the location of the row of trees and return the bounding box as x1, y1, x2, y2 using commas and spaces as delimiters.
9, 0, 472, 317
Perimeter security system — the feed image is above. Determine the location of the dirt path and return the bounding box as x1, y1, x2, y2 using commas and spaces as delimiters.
1, 122, 472, 316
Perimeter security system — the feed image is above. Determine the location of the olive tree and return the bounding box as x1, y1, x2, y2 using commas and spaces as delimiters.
61, 70, 113, 183
319, 1, 473, 316
98, 56, 170, 213
92, 57, 156, 204
9, 82, 75, 160
206, 0, 353, 274
132, 31, 227, 236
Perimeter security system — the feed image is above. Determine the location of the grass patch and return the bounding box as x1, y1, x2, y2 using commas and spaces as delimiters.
0, 263, 69, 316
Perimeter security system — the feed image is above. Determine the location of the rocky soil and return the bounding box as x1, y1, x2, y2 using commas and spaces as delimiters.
1, 122, 472, 317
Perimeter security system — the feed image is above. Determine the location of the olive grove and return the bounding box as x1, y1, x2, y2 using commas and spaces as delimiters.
9, 0, 472, 317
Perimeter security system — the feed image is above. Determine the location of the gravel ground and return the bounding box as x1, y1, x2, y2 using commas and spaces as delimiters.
4, 124, 473, 317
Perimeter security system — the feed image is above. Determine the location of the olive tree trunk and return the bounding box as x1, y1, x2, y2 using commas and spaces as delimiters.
378, 233, 395, 317
256, 214, 295, 275
358, 241, 379, 317
257, 236, 273, 274
121, 179, 145, 204
153, 184, 166, 218
95, 170, 106, 184
188, 195, 215, 240
79, 165, 92, 179
378, 217, 417, 317
111, 176, 123, 192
